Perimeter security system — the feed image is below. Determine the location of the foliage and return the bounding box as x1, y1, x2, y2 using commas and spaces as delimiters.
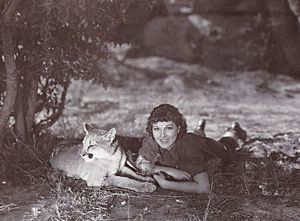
0, 0, 158, 142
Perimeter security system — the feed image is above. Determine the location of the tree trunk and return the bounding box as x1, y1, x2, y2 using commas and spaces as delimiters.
265, 0, 300, 77
25, 72, 39, 143
14, 82, 27, 142
0, 27, 18, 147
288, 0, 300, 24
0, 0, 22, 147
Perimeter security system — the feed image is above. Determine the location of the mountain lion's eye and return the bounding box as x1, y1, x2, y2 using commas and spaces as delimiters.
87, 145, 94, 151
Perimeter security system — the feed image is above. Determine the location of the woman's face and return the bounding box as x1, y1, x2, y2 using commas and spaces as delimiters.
152, 121, 179, 150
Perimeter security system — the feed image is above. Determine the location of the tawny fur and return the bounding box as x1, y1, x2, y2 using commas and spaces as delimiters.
50, 124, 156, 192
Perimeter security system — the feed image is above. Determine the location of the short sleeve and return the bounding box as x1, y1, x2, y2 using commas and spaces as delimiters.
138, 136, 161, 163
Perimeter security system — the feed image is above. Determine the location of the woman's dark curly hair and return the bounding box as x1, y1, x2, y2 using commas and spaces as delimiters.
146, 104, 187, 135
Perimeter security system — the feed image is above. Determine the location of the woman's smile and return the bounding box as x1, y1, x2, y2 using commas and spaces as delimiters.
152, 121, 179, 150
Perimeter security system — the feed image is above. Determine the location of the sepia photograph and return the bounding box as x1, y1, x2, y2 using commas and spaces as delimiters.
1, 0, 300, 220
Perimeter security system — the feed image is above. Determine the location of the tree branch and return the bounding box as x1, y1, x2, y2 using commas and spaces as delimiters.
34, 81, 69, 134
0, 0, 22, 147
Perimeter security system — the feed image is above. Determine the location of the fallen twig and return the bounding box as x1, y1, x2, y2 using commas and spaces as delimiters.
241, 164, 251, 196
203, 176, 214, 221
0, 203, 19, 212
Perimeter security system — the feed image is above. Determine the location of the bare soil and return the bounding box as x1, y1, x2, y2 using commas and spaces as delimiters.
1, 56, 300, 220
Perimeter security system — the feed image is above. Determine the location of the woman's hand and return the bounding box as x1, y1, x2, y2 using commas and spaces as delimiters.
153, 172, 167, 187
136, 155, 154, 175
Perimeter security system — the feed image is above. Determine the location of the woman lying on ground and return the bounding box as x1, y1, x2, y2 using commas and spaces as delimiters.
136, 103, 247, 194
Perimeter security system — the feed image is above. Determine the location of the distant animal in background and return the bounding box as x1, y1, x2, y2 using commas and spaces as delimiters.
50, 124, 156, 192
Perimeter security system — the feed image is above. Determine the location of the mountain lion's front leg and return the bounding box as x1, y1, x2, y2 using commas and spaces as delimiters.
105, 175, 156, 193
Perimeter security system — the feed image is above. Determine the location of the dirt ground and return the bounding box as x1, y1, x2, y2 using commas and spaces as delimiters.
1, 56, 300, 220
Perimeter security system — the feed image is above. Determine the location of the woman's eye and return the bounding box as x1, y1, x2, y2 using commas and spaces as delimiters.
166, 126, 174, 130
153, 127, 159, 131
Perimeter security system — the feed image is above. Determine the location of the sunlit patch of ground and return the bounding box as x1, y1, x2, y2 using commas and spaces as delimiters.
57, 57, 300, 139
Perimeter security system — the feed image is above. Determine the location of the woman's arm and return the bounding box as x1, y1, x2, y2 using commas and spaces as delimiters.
136, 155, 191, 180
152, 165, 191, 180
136, 155, 155, 175
137, 154, 210, 193
153, 171, 210, 194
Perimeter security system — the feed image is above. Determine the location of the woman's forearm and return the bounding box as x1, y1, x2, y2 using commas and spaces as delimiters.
152, 165, 171, 173
154, 172, 210, 194
153, 165, 191, 180
159, 179, 210, 194
153, 165, 186, 175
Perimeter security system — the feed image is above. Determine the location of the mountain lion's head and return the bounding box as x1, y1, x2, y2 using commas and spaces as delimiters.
81, 124, 117, 162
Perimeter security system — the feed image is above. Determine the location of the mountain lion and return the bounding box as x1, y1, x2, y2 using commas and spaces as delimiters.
50, 124, 156, 192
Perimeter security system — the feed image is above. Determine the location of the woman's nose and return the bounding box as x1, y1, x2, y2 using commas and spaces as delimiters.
160, 129, 166, 137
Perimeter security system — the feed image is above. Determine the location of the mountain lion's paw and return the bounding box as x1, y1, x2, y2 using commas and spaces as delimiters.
140, 182, 156, 192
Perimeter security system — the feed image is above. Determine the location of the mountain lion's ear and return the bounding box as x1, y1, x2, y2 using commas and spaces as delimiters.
84, 123, 94, 134
103, 128, 116, 142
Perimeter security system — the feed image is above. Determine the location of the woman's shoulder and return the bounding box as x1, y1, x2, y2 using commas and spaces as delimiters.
175, 132, 207, 148
179, 132, 206, 142
141, 135, 160, 150
139, 135, 161, 162
142, 134, 156, 144
175, 133, 209, 157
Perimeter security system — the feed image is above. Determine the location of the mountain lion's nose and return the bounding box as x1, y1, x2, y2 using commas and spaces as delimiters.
81, 152, 93, 159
